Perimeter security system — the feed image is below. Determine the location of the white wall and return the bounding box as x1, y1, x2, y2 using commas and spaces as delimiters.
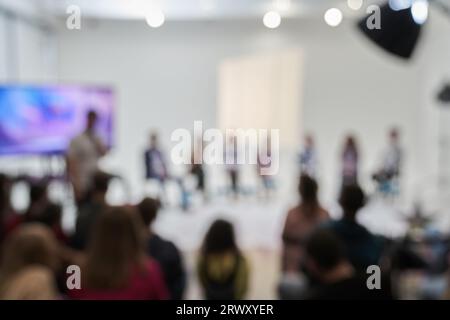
0, 2, 58, 210
0, 1, 57, 82
55, 12, 449, 208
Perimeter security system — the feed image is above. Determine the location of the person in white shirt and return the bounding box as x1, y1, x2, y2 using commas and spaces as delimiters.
373, 128, 403, 184
67, 110, 107, 204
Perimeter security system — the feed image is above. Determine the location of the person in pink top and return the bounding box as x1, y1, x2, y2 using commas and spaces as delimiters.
69, 206, 168, 300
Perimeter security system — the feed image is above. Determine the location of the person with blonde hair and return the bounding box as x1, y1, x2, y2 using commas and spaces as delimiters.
0, 224, 60, 300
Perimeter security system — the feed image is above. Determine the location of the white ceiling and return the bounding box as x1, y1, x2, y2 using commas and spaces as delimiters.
6, 0, 448, 21
36, 0, 366, 20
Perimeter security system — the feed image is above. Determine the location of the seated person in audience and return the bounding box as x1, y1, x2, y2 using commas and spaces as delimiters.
282, 175, 329, 273
137, 197, 186, 299
3, 180, 50, 236
0, 224, 60, 300
0, 174, 15, 242
25, 181, 50, 222
71, 171, 110, 250
324, 184, 384, 271
34, 203, 68, 244
197, 219, 249, 300
303, 229, 393, 300
69, 206, 168, 300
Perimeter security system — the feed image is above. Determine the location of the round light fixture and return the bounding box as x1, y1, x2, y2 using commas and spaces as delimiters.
263, 11, 281, 29
146, 9, 165, 28
347, 0, 363, 10
411, 0, 428, 25
324, 8, 343, 27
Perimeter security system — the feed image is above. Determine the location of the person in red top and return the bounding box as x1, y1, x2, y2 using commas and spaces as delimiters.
69, 206, 168, 300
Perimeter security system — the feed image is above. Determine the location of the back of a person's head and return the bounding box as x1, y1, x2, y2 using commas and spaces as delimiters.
305, 229, 346, 272
137, 197, 161, 228
92, 171, 110, 195
0, 174, 11, 212
339, 184, 366, 218
298, 174, 319, 207
85, 206, 145, 289
29, 181, 48, 204
35, 203, 62, 227
202, 219, 238, 256
0, 224, 58, 282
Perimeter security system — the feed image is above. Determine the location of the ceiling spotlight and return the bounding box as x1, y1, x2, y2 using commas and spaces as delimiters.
411, 0, 428, 24
146, 9, 165, 28
275, 0, 292, 12
347, 0, 363, 10
389, 0, 412, 11
263, 11, 282, 29
324, 8, 343, 27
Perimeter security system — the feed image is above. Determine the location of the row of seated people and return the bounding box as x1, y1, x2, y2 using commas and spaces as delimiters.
0, 172, 250, 300
0, 172, 417, 300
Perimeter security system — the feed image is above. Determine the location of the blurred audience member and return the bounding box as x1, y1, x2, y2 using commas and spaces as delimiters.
24, 181, 50, 223
303, 229, 393, 300
282, 175, 329, 273
325, 185, 384, 271
341, 135, 359, 187
0, 224, 60, 300
137, 197, 186, 299
70, 206, 168, 300
299, 134, 318, 178
197, 219, 249, 300
4, 180, 49, 236
34, 203, 68, 244
0, 174, 14, 242
72, 171, 110, 250
67, 110, 107, 205
144, 132, 168, 201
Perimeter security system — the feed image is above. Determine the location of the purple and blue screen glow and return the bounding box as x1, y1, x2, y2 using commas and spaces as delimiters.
0, 85, 114, 155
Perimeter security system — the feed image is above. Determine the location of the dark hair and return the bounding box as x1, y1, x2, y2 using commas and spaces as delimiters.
137, 197, 161, 227
87, 110, 98, 119
390, 127, 399, 138
0, 174, 11, 212
298, 175, 318, 203
202, 219, 238, 255
92, 171, 111, 194
344, 135, 358, 153
35, 203, 62, 227
298, 175, 320, 218
29, 181, 48, 204
339, 184, 366, 218
306, 229, 346, 271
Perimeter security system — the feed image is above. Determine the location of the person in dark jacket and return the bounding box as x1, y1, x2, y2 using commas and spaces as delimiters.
137, 197, 186, 299
324, 184, 385, 272
144, 132, 168, 200
303, 229, 393, 300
